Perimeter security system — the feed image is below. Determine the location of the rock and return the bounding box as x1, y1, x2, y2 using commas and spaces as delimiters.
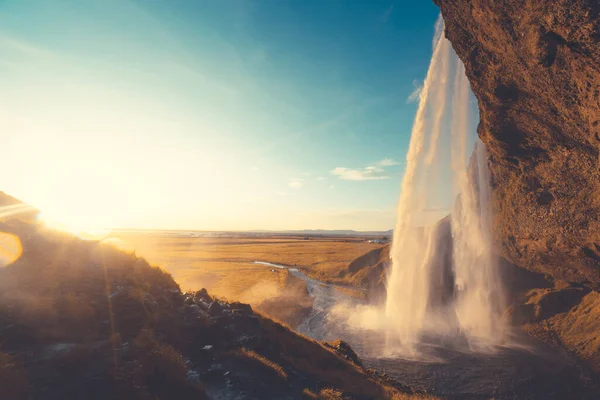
208, 301, 224, 317
187, 369, 200, 383
505, 303, 535, 325
39, 343, 77, 361
528, 287, 588, 322
323, 340, 362, 366
229, 302, 252, 315
194, 288, 213, 303
436, 0, 600, 287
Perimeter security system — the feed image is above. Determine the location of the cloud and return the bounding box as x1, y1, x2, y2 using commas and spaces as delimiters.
288, 178, 304, 189
330, 158, 400, 181
317, 176, 327, 181
331, 167, 388, 181
376, 158, 399, 167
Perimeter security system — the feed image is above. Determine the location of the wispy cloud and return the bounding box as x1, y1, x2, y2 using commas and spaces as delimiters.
330, 158, 400, 181
317, 176, 327, 181
331, 167, 388, 181
288, 178, 304, 189
376, 158, 400, 167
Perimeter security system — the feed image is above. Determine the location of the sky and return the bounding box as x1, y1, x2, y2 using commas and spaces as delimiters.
0, 0, 440, 232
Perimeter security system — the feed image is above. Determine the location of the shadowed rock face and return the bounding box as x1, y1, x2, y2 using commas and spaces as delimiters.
436, 0, 600, 286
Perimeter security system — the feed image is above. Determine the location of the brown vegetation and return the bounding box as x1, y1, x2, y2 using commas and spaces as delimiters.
0, 202, 428, 399
113, 233, 383, 288
109, 233, 384, 322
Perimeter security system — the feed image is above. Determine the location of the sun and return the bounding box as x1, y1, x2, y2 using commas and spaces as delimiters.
37, 212, 111, 240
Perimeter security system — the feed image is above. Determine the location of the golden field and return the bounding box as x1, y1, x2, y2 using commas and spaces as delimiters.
108, 233, 384, 303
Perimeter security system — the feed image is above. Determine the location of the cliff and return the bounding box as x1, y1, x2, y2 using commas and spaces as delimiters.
435, 0, 600, 287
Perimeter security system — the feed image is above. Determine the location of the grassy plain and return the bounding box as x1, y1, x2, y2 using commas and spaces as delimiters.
109, 234, 383, 303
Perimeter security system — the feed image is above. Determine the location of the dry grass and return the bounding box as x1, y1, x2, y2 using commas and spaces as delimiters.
237, 348, 288, 379
303, 387, 346, 399
0, 216, 431, 400
301, 387, 433, 400
110, 234, 382, 301
251, 316, 437, 400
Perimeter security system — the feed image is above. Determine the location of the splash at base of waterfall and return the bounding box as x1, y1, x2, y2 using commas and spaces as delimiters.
356, 15, 507, 355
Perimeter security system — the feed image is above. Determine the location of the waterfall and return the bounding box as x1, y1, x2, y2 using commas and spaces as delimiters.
384, 15, 505, 351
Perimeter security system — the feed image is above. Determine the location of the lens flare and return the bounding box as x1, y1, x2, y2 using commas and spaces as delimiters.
0, 232, 22, 267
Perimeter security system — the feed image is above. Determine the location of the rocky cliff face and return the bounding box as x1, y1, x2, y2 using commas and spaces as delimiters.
436, 0, 600, 287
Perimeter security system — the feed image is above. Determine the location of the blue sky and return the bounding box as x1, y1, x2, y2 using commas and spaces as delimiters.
0, 0, 440, 231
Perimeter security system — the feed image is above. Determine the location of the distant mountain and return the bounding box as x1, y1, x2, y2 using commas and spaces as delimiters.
271, 229, 393, 236
251, 229, 394, 237
110, 228, 394, 238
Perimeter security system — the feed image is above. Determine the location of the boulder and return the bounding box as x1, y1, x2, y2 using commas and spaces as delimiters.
194, 288, 213, 304
323, 340, 362, 367
208, 301, 224, 317
229, 302, 253, 315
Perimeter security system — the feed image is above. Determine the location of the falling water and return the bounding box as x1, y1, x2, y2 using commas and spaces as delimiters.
385, 15, 505, 351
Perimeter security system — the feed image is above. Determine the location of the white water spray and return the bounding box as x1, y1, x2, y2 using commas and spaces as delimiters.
384, 15, 505, 351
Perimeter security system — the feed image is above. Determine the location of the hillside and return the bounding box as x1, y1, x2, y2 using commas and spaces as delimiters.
336, 245, 390, 303
0, 195, 430, 400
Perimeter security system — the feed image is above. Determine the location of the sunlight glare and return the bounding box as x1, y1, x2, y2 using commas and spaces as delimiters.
0, 232, 22, 267
38, 212, 110, 240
